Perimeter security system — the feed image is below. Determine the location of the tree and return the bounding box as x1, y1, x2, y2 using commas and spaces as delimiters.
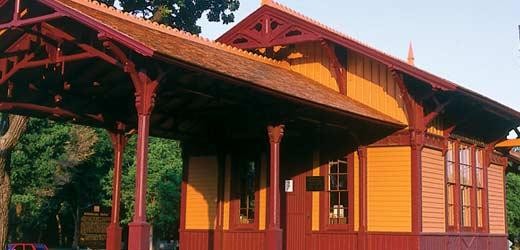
100, 0, 240, 34
0, 115, 29, 250
103, 137, 183, 242
508, 171, 520, 246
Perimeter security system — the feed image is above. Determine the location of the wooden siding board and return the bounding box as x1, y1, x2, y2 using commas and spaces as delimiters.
186, 156, 219, 230
367, 147, 412, 232
488, 164, 505, 234
421, 148, 445, 233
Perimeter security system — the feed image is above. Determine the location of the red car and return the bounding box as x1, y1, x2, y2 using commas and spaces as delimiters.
6, 243, 48, 250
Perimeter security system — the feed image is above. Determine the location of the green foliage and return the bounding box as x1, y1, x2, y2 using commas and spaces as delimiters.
508, 172, 520, 243
8, 119, 112, 244
99, 0, 240, 34
103, 136, 183, 240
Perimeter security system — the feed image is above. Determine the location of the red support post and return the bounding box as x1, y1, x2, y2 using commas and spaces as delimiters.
357, 147, 367, 250
106, 125, 128, 250
266, 125, 284, 250
127, 71, 159, 250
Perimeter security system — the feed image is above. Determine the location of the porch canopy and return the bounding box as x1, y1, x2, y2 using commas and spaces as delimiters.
0, 0, 404, 249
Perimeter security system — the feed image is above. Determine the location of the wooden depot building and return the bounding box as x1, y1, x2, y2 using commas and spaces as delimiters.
0, 0, 518, 250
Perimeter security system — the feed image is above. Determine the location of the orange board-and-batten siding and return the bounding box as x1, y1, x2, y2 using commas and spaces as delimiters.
289, 42, 338, 92
421, 148, 446, 232
285, 43, 408, 125
367, 147, 412, 232
346, 51, 408, 124
488, 163, 506, 234
185, 156, 219, 229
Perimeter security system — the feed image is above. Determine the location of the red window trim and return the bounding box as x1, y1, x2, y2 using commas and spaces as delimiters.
229, 152, 261, 230
319, 153, 354, 231
445, 140, 489, 233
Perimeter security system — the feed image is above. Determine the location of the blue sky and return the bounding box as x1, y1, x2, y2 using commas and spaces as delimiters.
198, 0, 520, 110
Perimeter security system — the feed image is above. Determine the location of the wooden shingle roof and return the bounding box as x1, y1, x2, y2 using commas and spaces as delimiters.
43, 0, 405, 127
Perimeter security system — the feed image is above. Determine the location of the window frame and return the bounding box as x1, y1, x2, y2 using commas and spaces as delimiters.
459, 143, 473, 231
230, 152, 261, 230
320, 153, 354, 231
445, 141, 457, 231
475, 147, 487, 232
445, 140, 488, 233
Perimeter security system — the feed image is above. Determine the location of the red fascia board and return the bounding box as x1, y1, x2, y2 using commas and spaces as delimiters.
39, 0, 154, 57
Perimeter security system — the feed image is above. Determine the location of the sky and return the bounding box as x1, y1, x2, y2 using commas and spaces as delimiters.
198, 0, 520, 110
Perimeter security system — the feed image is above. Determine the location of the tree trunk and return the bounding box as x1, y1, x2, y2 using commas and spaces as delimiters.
72, 206, 80, 250
0, 115, 29, 250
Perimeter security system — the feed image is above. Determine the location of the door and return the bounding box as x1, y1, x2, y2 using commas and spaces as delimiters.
282, 146, 313, 250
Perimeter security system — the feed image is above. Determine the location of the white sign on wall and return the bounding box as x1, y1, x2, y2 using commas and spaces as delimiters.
285, 179, 293, 192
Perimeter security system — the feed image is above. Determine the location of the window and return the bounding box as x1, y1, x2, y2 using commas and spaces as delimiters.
328, 160, 348, 224
459, 145, 472, 228
232, 154, 259, 227
476, 149, 484, 228
446, 141, 456, 227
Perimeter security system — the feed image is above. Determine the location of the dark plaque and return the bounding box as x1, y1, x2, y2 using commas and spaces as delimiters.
306, 176, 325, 191
79, 205, 110, 250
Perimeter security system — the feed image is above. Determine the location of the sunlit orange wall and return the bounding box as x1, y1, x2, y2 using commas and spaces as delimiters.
367, 147, 412, 232
421, 148, 446, 232
285, 43, 408, 124
186, 156, 219, 229
346, 51, 408, 124
488, 163, 506, 234
288, 42, 338, 91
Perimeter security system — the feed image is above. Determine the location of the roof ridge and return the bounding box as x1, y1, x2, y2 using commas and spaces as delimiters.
64, 0, 289, 68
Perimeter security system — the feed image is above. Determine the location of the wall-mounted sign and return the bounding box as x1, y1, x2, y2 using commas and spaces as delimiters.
306, 176, 325, 191
285, 179, 293, 192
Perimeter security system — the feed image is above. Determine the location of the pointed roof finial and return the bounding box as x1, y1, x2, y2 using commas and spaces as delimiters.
261, 0, 273, 5
407, 41, 415, 66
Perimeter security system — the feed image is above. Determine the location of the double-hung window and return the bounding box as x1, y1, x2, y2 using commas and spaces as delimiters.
446, 142, 456, 228
232, 154, 259, 227
328, 160, 348, 225
459, 144, 472, 228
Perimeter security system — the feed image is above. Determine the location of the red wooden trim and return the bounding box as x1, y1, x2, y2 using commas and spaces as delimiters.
423, 99, 451, 125
424, 133, 444, 151
470, 145, 477, 232
453, 141, 461, 232
0, 8, 64, 30
0, 102, 106, 127
370, 129, 410, 147
41, 0, 155, 56
106, 126, 128, 250
358, 147, 367, 250
320, 40, 346, 94
266, 125, 284, 250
